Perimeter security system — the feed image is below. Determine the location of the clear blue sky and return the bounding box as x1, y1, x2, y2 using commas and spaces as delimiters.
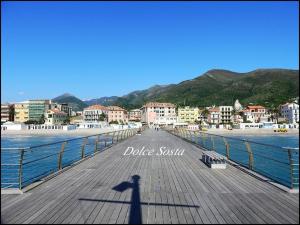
1, 1, 299, 102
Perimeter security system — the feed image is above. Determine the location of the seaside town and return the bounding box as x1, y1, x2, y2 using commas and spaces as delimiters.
1, 98, 299, 132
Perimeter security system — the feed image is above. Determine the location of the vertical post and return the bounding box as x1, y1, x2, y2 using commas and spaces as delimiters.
244, 141, 254, 170
81, 137, 88, 159
202, 132, 205, 146
223, 137, 230, 159
111, 131, 116, 144
288, 149, 294, 189
18, 148, 25, 190
58, 141, 67, 170
94, 137, 98, 154
116, 130, 120, 142
211, 135, 215, 151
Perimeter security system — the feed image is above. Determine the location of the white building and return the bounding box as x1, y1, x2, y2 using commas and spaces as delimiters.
83, 105, 109, 122
280, 103, 299, 124
1, 122, 27, 131
219, 106, 233, 124
208, 107, 220, 124
45, 109, 68, 125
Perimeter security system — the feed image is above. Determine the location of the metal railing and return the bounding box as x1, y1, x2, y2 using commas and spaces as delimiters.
169, 128, 299, 190
1, 128, 141, 190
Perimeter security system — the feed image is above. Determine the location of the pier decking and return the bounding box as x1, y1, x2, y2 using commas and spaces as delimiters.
1, 129, 299, 224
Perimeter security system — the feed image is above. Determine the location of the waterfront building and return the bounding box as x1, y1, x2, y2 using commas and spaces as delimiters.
141, 102, 176, 125
45, 108, 68, 125
14, 101, 29, 123
107, 106, 128, 124
1, 121, 27, 131
178, 106, 199, 123
50, 102, 73, 116
219, 106, 233, 124
246, 105, 267, 123
78, 121, 109, 129
280, 102, 299, 124
1, 103, 14, 123
128, 109, 141, 121
28, 100, 51, 122
208, 107, 220, 124
83, 105, 109, 123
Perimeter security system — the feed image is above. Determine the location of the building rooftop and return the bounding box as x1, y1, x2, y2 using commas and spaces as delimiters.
142, 102, 176, 108
247, 105, 266, 109
84, 104, 109, 111
209, 107, 220, 112
48, 108, 68, 115
107, 106, 126, 111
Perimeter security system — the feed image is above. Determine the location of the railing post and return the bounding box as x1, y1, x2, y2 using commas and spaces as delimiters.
58, 141, 67, 170
112, 131, 115, 144
81, 137, 88, 159
223, 137, 230, 159
288, 149, 294, 189
116, 130, 120, 142
18, 148, 25, 190
94, 136, 99, 154
201, 132, 205, 146
211, 135, 215, 151
244, 141, 254, 170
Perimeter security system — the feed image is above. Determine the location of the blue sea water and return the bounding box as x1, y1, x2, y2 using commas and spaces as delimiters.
1, 133, 299, 189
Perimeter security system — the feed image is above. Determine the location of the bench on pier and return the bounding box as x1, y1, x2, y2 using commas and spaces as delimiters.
202, 151, 226, 169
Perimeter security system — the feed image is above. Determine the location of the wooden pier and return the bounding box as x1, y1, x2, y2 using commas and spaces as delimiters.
1, 129, 299, 224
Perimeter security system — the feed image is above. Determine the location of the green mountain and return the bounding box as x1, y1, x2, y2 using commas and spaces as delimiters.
104, 68, 299, 109
52, 93, 88, 111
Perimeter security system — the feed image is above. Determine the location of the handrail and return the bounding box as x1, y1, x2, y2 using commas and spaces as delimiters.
1, 127, 146, 190
198, 131, 298, 151
168, 128, 299, 190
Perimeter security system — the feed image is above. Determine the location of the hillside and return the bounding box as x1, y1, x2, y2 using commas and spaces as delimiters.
52, 93, 88, 111
56, 69, 299, 110
109, 68, 299, 109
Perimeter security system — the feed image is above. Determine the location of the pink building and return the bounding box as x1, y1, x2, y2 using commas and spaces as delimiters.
107, 106, 128, 124
141, 102, 176, 125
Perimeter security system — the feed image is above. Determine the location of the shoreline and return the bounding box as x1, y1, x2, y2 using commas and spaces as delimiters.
1, 127, 299, 137
203, 128, 299, 136
0, 127, 117, 137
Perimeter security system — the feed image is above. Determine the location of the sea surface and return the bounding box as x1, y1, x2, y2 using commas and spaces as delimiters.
1, 133, 299, 189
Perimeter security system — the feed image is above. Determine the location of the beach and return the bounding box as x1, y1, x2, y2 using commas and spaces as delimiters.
1, 127, 117, 137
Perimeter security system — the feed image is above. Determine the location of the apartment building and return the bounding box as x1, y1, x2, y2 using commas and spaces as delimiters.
280, 103, 299, 124
50, 103, 73, 116
14, 101, 30, 123
178, 106, 199, 123
141, 102, 176, 125
220, 106, 233, 124
28, 100, 51, 121
45, 108, 68, 125
246, 105, 267, 123
208, 107, 220, 124
83, 105, 109, 122
107, 106, 128, 124
1, 104, 14, 123
128, 109, 141, 121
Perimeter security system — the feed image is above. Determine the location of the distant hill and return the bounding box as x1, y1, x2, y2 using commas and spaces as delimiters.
54, 68, 299, 110
84, 96, 119, 106
52, 93, 88, 111
103, 68, 299, 109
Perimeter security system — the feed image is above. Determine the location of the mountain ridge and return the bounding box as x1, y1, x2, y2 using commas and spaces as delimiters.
52, 68, 299, 110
